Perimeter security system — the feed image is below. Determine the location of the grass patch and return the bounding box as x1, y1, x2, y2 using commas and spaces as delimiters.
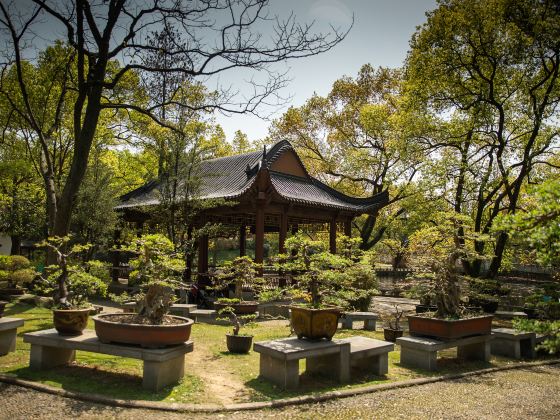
0, 302, 533, 405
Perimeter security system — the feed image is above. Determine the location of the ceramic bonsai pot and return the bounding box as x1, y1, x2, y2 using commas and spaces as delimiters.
0, 300, 7, 318
383, 327, 404, 342
214, 301, 258, 315
226, 334, 253, 353
93, 313, 194, 348
290, 306, 341, 340
408, 314, 493, 340
53, 308, 92, 336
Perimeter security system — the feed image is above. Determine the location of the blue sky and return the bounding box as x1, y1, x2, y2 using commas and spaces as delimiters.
215, 0, 437, 143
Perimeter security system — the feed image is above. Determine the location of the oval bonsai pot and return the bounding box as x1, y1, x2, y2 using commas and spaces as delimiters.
53, 308, 92, 336
214, 301, 258, 315
93, 313, 194, 348
383, 327, 404, 342
408, 314, 493, 341
226, 334, 253, 353
290, 306, 341, 341
0, 300, 7, 318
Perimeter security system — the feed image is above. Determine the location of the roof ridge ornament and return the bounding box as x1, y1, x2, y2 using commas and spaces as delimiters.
262, 145, 267, 161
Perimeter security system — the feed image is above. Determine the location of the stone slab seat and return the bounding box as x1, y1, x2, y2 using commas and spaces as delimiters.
491, 328, 536, 359
23, 328, 193, 391
169, 304, 197, 317
253, 337, 350, 389
494, 311, 528, 320
340, 336, 394, 376
0, 317, 24, 356
341, 312, 378, 331
397, 334, 493, 371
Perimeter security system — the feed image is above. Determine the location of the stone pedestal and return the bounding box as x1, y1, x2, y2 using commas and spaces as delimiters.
0, 317, 24, 356
24, 329, 193, 391
491, 328, 536, 359
340, 336, 393, 376
341, 312, 378, 331
254, 337, 350, 389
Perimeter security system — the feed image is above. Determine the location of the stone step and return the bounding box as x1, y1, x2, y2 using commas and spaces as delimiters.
169, 304, 197, 316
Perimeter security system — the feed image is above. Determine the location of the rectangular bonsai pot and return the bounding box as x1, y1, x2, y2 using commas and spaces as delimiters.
408, 314, 493, 340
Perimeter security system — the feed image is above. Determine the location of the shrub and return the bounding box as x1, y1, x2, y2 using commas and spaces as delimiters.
514, 318, 560, 355
10, 268, 36, 286
86, 260, 111, 284
9, 255, 31, 271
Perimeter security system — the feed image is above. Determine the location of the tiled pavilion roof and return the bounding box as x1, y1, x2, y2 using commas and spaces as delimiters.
116, 140, 388, 214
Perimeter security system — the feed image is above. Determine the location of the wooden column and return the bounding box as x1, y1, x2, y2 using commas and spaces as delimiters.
198, 234, 209, 280
239, 225, 247, 257
344, 218, 352, 237
279, 211, 288, 254
255, 204, 265, 265
184, 226, 193, 282
329, 218, 337, 254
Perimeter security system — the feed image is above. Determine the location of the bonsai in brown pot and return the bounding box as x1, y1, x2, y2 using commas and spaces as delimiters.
277, 234, 373, 341
383, 305, 404, 342
212, 256, 263, 315
218, 305, 256, 354
406, 213, 493, 340
38, 236, 108, 336
95, 234, 193, 348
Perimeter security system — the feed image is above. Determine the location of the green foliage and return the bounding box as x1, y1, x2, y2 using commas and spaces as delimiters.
0, 255, 36, 288
217, 305, 256, 336
513, 318, 560, 355
276, 234, 377, 309
125, 234, 185, 287
213, 256, 263, 301
408, 212, 490, 318
495, 179, 560, 266
257, 288, 286, 303
85, 260, 111, 285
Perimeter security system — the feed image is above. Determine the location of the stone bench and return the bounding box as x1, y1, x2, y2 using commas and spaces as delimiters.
24, 329, 193, 391
494, 311, 528, 320
341, 312, 378, 331
254, 337, 350, 389
491, 328, 536, 359
169, 304, 197, 317
340, 336, 394, 376
397, 334, 493, 371
0, 317, 24, 356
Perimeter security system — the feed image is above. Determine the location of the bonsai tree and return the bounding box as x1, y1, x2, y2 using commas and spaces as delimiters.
0, 255, 37, 291
386, 305, 404, 331
218, 305, 256, 336
213, 256, 263, 304
408, 212, 490, 319
277, 234, 359, 309
117, 234, 185, 324
38, 236, 107, 309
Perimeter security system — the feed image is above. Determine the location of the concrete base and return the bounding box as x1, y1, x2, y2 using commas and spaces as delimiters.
143, 353, 186, 391
397, 334, 493, 371
341, 312, 378, 331
341, 336, 394, 376
254, 337, 350, 389
24, 329, 193, 391
0, 317, 24, 356
495, 311, 528, 320
491, 328, 536, 359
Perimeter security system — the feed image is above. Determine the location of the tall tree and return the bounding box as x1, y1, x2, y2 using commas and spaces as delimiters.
406, 0, 560, 277
271, 65, 424, 249
0, 0, 349, 264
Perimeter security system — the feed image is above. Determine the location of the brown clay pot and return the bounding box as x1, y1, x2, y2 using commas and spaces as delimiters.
53, 308, 92, 336
290, 306, 341, 341
383, 328, 404, 342
0, 300, 7, 318
214, 301, 259, 315
226, 334, 253, 353
93, 313, 194, 348
407, 314, 493, 341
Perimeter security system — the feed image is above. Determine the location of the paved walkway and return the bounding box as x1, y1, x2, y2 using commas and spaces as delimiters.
0, 364, 558, 419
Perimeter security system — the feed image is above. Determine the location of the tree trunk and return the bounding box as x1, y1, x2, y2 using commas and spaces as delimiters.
10, 235, 21, 255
